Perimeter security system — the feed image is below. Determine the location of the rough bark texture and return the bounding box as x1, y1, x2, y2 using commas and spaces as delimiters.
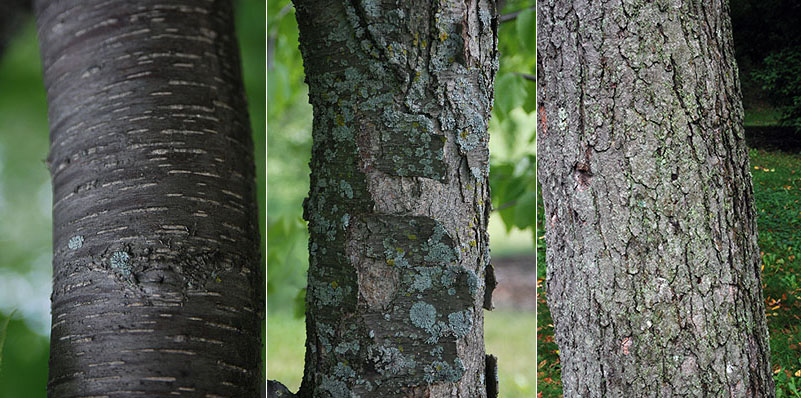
36, 0, 262, 396
292, 1, 497, 396
538, 0, 774, 396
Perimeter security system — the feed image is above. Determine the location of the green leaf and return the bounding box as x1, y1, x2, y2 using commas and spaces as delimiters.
513, 191, 537, 230
293, 288, 307, 319
516, 9, 536, 53
0, 310, 16, 375
494, 73, 527, 118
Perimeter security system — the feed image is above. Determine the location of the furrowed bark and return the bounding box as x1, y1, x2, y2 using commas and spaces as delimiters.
292, 0, 498, 396
538, 0, 774, 396
35, 0, 262, 396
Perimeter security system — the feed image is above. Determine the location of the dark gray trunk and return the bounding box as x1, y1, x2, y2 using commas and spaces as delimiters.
538, 0, 774, 396
291, 0, 498, 396
35, 0, 262, 396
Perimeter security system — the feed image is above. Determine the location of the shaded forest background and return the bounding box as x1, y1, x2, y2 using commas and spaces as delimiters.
537, 1, 801, 396
0, 1, 265, 396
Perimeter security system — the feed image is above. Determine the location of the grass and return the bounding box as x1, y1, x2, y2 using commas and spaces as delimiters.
266, 309, 536, 397
537, 149, 801, 397
744, 106, 784, 127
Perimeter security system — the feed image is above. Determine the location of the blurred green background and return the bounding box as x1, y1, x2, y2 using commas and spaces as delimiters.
0, 2, 265, 396
267, 1, 537, 397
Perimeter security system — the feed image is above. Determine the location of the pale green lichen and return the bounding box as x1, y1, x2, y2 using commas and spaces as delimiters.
368, 345, 418, 376
424, 358, 465, 383
339, 180, 354, 199
335, 340, 360, 355
447, 309, 474, 338
318, 375, 351, 397
334, 362, 356, 379
67, 235, 84, 250
110, 251, 131, 276
409, 301, 437, 330
313, 279, 352, 308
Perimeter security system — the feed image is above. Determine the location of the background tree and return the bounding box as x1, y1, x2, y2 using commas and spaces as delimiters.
282, 0, 498, 396
730, 0, 801, 130
0, 3, 264, 396
538, 0, 774, 395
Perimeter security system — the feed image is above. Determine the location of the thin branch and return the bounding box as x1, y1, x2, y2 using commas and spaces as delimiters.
492, 200, 517, 212
499, 6, 534, 23
514, 72, 536, 83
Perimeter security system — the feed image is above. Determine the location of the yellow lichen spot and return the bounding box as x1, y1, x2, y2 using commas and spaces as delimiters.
387, 258, 395, 266
215, 276, 222, 283
439, 32, 448, 42
436, 365, 443, 371
413, 32, 419, 46
469, 240, 477, 247
412, 122, 419, 128
331, 281, 339, 289
398, 345, 404, 352
396, 247, 405, 254
422, 40, 427, 48
461, 130, 469, 139
336, 114, 345, 126
407, 234, 417, 240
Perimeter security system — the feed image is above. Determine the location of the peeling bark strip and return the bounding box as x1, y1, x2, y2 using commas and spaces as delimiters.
538, 0, 773, 396
293, 0, 497, 396
35, 0, 262, 396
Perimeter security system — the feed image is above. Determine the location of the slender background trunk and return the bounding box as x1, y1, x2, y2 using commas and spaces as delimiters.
35, 0, 262, 395
538, 0, 774, 395
292, 0, 498, 396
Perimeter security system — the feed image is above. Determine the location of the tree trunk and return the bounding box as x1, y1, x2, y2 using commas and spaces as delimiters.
35, 0, 262, 396
291, 0, 498, 396
538, 1, 774, 396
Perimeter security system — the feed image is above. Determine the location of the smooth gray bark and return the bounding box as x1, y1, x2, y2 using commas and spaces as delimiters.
292, 0, 498, 396
35, 0, 262, 396
538, 0, 774, 396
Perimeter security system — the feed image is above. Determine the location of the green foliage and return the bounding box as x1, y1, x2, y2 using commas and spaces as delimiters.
490, 155, 537, 234
0, 317, 49, 397
753, 48, 801, 129
515, 8, 536, 54
537, 149, 801, 396
0, 310, 15, 374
